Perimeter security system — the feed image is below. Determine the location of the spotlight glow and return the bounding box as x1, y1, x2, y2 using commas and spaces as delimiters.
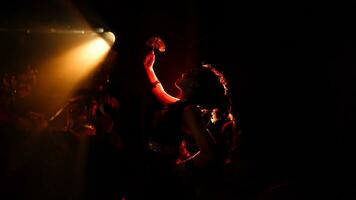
102, 32, 116, 45
55, 35, 111, 78
77, 37, 111, 68
38, 33, 114, 109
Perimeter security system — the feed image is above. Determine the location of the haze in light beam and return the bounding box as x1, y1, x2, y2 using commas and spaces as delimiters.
37, 34, 113, 113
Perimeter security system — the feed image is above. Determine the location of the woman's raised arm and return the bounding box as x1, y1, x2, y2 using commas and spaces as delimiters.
144, 50, 179, 105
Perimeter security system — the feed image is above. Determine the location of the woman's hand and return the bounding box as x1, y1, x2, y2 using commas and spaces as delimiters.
144, 50, 155, 70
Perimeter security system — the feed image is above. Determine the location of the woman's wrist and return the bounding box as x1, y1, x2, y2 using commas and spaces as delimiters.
146, 67, 154, 72
151, 81, 161, 88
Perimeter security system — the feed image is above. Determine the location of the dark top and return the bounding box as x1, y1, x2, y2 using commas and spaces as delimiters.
143, 100, 197, 200
147, 100, 188, 161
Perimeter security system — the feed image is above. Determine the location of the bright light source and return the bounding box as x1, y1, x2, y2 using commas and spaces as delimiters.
102, 32, 116, 45
76, 37, 111, 69
38, 34, 113, 106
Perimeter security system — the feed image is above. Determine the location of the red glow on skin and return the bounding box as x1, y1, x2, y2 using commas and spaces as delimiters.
144, 51, 180, 105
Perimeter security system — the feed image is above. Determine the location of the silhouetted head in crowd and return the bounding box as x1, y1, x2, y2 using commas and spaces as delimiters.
175, 64, 231, 116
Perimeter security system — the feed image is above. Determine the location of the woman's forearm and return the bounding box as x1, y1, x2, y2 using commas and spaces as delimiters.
144, 52, 179, 105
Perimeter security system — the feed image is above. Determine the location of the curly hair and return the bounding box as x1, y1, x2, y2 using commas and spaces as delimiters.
184, 64, 231, 112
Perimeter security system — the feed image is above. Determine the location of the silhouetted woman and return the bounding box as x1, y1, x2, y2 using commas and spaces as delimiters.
142, 48, 233, 199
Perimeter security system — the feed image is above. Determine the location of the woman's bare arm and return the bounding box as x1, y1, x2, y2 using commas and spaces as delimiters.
183, 104, 217, 167
144, 51, 179, 105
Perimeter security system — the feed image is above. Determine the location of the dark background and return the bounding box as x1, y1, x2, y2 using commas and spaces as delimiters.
0, 0, 354, 199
